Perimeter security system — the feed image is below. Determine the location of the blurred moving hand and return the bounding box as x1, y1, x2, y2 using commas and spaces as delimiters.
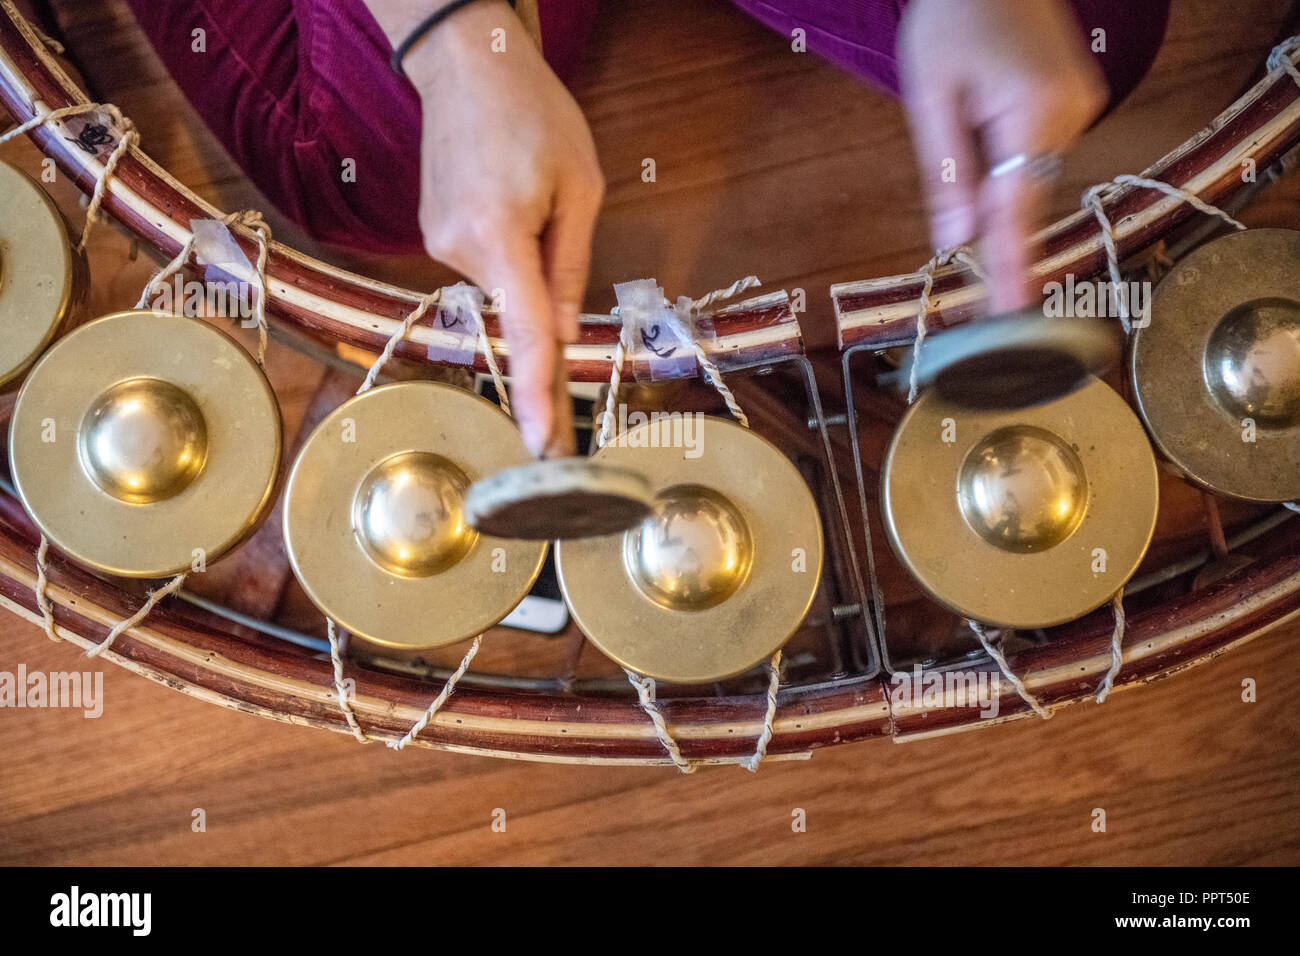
372, 0, 1103, 441
899, 0, 1108, 312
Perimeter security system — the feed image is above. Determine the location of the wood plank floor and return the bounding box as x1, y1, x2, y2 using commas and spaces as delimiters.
1, 0, 1298, 865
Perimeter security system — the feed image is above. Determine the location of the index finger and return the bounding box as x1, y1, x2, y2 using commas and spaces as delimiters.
487, 238, 568, 458
978, 169, 1047, 313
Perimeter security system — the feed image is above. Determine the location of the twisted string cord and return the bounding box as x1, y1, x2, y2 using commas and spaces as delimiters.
478, 320, 511, 416
610, 276, 762, 319
688, 275, 761, 314
354, 289, 509, 409
325, 620, 372, 743
86, 573, 187, 659
658, 305, 750, 428
33, 536, 61, 643
599, 276, 761, 447
76, 105, 137, 255
949, 247, 987, 283
134, 210, 275, 365
32, 535, 186, 656
624, 669, 696, 773
222, 210, 273, 366
968, 620, 1052, 720
1082, 175, 1246, 333
389, 636, 484, 751
740, 650, 782, 773
23, 18, 65, 55
1080, 186, 1130, 333
0, 101, 139, 254
0, 100, 111, 148
1267, 36, 1300, 87
1094, 589, 1127, 704
355, 292, 441, 395
907, 244, 981, 404
135, 233, 199, 310
683, 276, 763, 428
596, 320, 634, 448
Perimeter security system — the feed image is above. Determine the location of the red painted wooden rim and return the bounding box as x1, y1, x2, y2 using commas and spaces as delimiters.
0, 8, 804, 382
2, 6, 1299, 764
833, 46, 1300, 348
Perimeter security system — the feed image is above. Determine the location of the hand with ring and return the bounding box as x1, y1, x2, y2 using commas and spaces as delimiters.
898, 0, 1109, 312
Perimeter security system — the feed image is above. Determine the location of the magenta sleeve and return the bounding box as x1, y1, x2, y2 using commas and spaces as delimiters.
126, 0, 1171, 254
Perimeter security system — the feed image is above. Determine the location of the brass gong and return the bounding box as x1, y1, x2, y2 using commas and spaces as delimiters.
556, 417, 823, 683
8, 311, 282, 577
0, 161, 87, 391
881, 377, 1158, 629
282, 381, 546, 649
1131, 228, 1300, 501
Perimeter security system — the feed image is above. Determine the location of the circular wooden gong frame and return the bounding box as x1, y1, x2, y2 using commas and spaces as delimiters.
2, 2, 1300, 764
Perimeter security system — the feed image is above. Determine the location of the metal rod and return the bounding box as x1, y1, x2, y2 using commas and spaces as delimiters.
1202, 491, 1230, 561
841, 344, 890, 667
793, 354, 880, 677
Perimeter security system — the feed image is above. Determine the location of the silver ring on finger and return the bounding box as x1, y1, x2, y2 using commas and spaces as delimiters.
988, 152, 1064, 183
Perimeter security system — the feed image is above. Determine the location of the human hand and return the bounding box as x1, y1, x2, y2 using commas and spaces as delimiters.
391, 0, 604, 456
898, 0, 1107, 311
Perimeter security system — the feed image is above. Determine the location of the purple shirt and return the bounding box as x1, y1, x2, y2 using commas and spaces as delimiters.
126, 0, 1171, 253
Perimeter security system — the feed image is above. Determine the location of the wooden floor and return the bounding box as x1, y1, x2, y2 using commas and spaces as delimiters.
2, 0, 1299, 865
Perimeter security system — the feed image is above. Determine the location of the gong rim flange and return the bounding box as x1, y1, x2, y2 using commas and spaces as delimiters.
282, 380, 547, 650
0, 161, 82, 392
881, 376, 1159, 629
8, 311, 282, 577
556, 417, 824, 684
1131, 228, 1300, 503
